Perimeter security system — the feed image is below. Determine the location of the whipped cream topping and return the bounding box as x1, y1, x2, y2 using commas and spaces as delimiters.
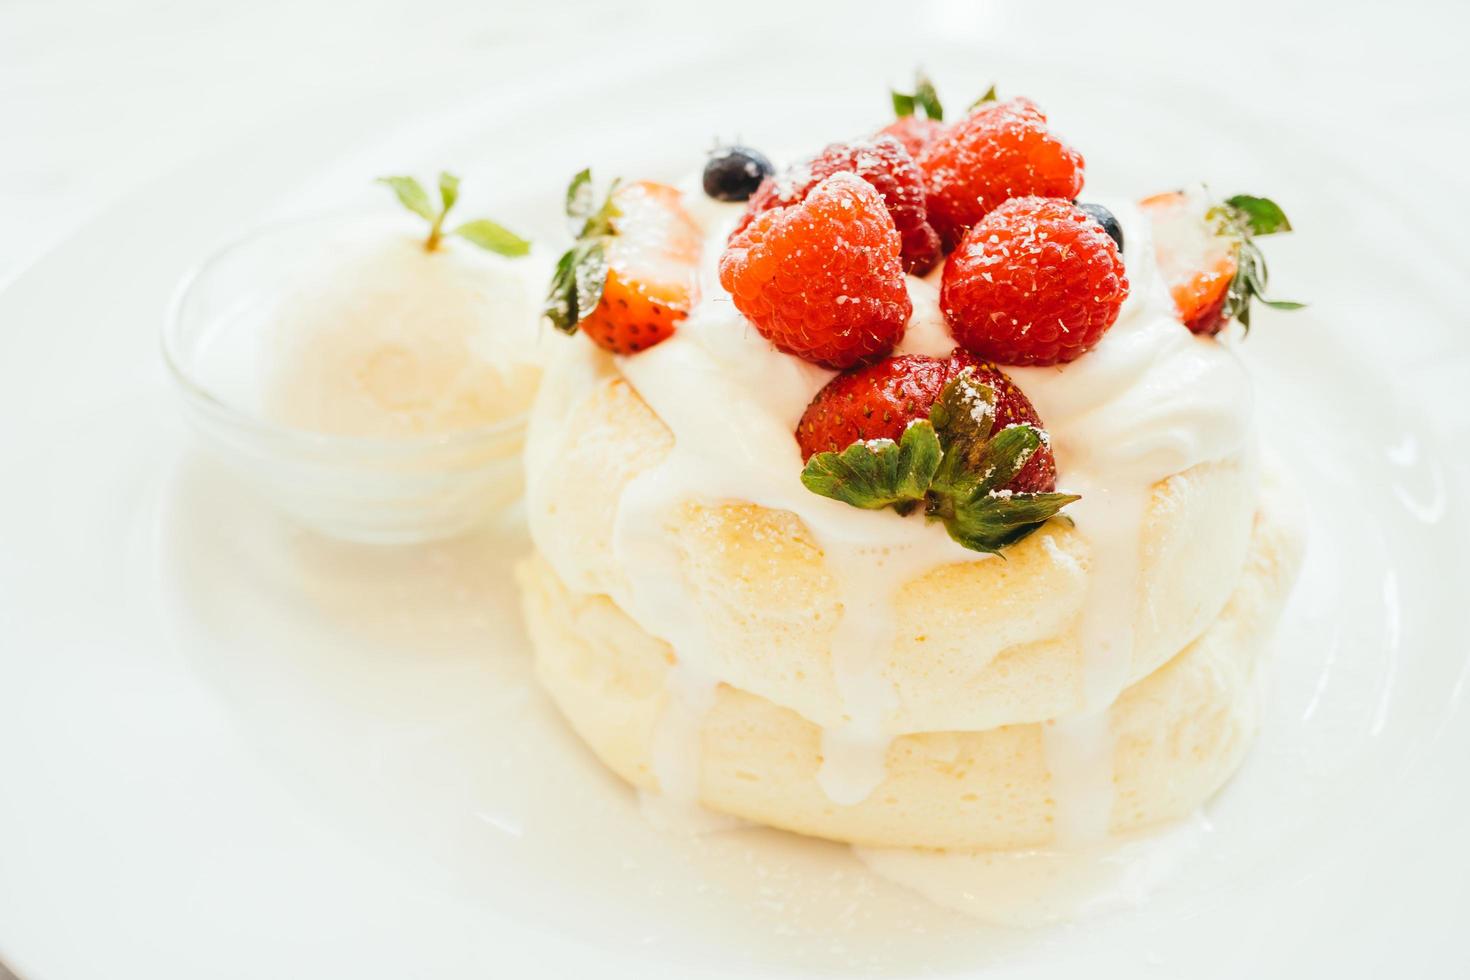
598, 183, 1254, 838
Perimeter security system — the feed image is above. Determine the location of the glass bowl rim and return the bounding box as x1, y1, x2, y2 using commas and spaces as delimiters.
161, 206, 531, 458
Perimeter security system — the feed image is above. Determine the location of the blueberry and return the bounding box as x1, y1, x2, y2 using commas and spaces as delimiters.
703, 146, 774, 202
1076, 202, 1124, 253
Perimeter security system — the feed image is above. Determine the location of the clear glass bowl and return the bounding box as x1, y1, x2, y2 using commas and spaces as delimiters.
163, 211, 530, 544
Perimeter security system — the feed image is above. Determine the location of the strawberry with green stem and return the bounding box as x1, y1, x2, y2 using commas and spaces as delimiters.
377, 172, 530, 256
544, 169, 700, 355
1142, 189, 1303, 335
800, 362, 1076, 554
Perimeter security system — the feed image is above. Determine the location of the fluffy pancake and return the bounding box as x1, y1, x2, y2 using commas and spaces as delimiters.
519, 482, 1302, 849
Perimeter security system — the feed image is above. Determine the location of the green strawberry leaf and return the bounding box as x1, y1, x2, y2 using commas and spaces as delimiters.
565, 168, 594, 224
928, 369, 997, 492
891, 71, 944, 120
454, 219, 531, 257
542, 240, 608, 333
544, 169, 626, 334
582, 183, 622, 239
573, 240, 609, 324
1224, 194, 1292, 236
1223, 236, 1303, 334
800, 367, 1077, 555
969, 84, 999, 109
543, 248, 580, 333
377, 176, 436, 221
961, 424, 1046, 498
564, 169, 622, 239
939, 491, 1081, 554
801, 420, 942, 511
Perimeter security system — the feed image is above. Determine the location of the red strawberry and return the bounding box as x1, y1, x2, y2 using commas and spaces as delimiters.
878, 115, 947, 158
584, 182, 700, 354
940, 196, 1128, 366
1141, 189, 1300, 336
731, 136, 942, 275
796, 349, 1076, 554
796, 349, 1056, 493
917, 97, 1085, 249
545, 177, 700, 355
719, 172, 911, 370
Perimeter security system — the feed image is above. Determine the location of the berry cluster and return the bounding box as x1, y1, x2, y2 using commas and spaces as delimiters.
720, 85, 1119, 373
543, 74, 1297, 553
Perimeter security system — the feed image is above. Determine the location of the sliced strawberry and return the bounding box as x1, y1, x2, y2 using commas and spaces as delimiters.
1142, 188, 1301, 336
583, 182, 700, 354
1141, 190, 1235, 335
544, 175, 700, 355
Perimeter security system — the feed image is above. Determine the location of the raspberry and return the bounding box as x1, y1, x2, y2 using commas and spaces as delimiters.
917, 97, 1085, 249
795, 348, 1056, 493
940, 197, 1128, 366
877, 115, 947, 159
719, 173, 911, 370
731, 136, 942, 275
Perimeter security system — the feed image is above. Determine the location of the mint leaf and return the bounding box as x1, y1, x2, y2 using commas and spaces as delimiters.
941, 491, 1080, 554
1225, 194, 1292, 236
377, 176, 435, 221
438, 172, 460, 215
892, 71, 943, 120
800, 421, 942, 511
381, 172, 529, 255
454, 219, 531, 257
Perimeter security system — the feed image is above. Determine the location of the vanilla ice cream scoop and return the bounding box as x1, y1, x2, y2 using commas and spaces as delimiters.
162, 173, 549, 543
267, 230, 542, 437
267, 172, 543, 439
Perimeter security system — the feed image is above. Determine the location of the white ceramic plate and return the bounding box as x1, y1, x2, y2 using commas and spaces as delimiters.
2, 45, 1468, 979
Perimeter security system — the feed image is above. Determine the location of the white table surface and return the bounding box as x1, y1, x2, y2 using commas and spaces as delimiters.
5, 0, 1467, 450
1, 1, 1466, 976
4, 0, 1466, 284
